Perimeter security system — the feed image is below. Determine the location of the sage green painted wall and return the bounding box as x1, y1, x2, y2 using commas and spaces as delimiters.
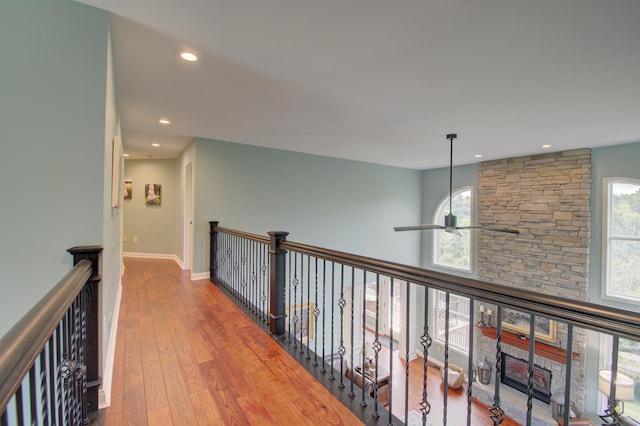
123, 160, 178, 256
191, 138, 422, 275
0, 0, 109, 338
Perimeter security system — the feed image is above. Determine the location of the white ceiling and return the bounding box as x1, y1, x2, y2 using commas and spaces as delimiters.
78, 0, 640, 169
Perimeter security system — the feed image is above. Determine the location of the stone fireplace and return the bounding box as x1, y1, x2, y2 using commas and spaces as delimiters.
473, 149, 591, 417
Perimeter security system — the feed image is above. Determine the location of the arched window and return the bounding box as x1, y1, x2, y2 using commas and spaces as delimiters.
603, 178, 640, 301
432, 186, 473, 272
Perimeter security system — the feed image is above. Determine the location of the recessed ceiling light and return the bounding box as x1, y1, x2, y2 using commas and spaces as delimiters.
541, 144, 552, 149
180, 51, 198, 62
158, 118, 171, 125
474, 154, 483, 158
123, 153, 130, 157
152, 143, 160, 147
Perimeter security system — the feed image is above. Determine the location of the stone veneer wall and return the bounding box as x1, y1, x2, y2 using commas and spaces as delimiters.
475, 149, 591, 416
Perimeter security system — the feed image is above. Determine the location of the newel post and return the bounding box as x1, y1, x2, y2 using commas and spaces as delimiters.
67, 245, 103, 415
209, 221, 219, 282
268, 231, 289, 337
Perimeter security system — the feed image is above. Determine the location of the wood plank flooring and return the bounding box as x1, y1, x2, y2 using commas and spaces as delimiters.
104, 257, 518, 425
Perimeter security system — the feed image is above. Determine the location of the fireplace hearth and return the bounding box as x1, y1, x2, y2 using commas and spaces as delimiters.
501, 353, 552, 404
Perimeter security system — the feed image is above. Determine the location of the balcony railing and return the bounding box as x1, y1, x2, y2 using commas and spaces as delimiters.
0, 246, 102, 426
210, 222, 640, 425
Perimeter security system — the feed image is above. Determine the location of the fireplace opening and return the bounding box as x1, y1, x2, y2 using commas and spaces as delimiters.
501, 353, 552, 404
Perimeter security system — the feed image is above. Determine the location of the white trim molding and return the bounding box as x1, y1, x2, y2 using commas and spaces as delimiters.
98, 281, 122, 409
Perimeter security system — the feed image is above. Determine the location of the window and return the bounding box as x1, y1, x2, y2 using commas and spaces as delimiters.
433, 290, 470, 354
604, 178, 640, 301
432, 187, 473, 272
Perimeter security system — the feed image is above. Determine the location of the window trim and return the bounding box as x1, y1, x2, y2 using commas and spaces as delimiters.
431, 185, 474, 273
430, 289, 470, 356
602, 177, 640, 302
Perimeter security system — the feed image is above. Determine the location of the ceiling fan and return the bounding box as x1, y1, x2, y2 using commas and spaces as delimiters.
394, 133, 519, 235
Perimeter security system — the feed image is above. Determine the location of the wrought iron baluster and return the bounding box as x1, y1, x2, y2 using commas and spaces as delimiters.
15, 383, 24, 426
420, 287, 432, 425
299, 254, 305, 353
562, 324, 574, 426
443, 292, 450, 426
306, 255, 311, 360
287, 251, 292, 344
466, 299, 475, 426
489, 305, 505, 425
360, 272, 367, 406
387, 277, 395, 426
293, 253, 299, 348
29, 366, 37, 426
348, 268, 356, 398
404, 282, 411, 422
337, 265, 346, 389
313, 257, 320, 367
321, 259, 327, 374
371, 273, 382, 418
526, 313, 536, 425
329, 262, 336, 381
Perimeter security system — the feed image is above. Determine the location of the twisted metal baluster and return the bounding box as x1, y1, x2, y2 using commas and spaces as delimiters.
286, 251, 292, 344
371, 274, 382, 418
329, 262, 336, 381
526, 313, 536, 425
466, 299, 475, 426
261, 247, 268, 325
306, 255, 311, 359
39, 350, 49, 426
292, 253, 299, 349
420, 287, 432, 425
489, 305, 505, 425
337, 265, 346, 389
313, 257, 320, 366
360, 272, 368, 406
443, 292, 450, 426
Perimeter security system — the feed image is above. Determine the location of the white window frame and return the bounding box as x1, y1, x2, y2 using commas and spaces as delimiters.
431, 289, 470, 355
432, 186, 474, 273
602, 177, 640, 302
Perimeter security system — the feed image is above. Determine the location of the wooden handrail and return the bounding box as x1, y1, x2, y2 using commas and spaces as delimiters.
211, 223, 640, 341
0, 259, 92, 414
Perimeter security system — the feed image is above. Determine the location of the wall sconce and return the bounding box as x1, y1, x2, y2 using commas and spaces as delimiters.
598, 369, 635, 424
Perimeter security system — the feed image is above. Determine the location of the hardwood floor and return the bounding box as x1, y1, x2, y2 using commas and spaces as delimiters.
104, 258, 517, 425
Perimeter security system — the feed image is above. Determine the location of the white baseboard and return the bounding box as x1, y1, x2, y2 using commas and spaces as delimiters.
123, 252, 182, 268
191, 272, 209, 280
98, 281, 122, 409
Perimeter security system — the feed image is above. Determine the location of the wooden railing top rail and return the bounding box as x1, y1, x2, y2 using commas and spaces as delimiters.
211, 223, 640, 342
0, 259, 92, 413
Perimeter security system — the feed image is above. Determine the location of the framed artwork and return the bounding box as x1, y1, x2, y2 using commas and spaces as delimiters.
501, 308, 556, 344
286, 302, 315, 343
145, 184, 161, 206
111, 136, 123, 208
124, 178, 132, 200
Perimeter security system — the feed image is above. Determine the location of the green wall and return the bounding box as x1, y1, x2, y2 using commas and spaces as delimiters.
123, 160, 178, 256
0, 0, 110, 338
191, 138, 423, 275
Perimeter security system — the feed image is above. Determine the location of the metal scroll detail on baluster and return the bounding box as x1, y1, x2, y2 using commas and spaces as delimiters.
420, 325, 433, 421
489, 307, 506, 425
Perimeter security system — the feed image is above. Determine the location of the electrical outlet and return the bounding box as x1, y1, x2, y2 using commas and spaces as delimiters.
133, 236, 138, 242
123, 235, 128, 242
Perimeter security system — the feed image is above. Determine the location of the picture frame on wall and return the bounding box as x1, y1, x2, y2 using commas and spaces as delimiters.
145, 183, 161, 206
124, 178, 132, 200
501, 308, 556, 344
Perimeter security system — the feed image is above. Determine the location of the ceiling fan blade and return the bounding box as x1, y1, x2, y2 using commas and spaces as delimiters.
445, 227, 462, 236
457, 226, 520, 234
394, 224, 445, 232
